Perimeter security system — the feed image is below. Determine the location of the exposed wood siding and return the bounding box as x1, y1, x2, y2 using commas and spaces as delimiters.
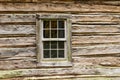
0, 1, 120, 80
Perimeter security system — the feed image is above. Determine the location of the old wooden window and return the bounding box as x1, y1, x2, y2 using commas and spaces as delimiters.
36, 14, 71, 65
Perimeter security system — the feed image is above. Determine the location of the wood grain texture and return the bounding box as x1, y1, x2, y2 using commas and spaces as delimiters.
72, 36, 120, 45
0, 47, 35, 58
72, 44, 120, 56
72, 14, 120, 22
0, 14, 35, 22
72, 25, 120, 33
0, 65, 120, 79
0, 2, 120, 12
0, 25, 35, 34
0, 59, 36, 70
0, 0, 120, 79
73, 57, 120, 67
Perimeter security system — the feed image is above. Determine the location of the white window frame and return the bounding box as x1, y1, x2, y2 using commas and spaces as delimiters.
36, 14, 72, 64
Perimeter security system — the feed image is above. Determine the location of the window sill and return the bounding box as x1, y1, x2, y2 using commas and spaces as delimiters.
37, 61, 72, 67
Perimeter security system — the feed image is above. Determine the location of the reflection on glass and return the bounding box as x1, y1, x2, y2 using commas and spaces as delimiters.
44, 50, 50, 58
51, 30, 57, 38
51, 20, 57, 28
58, 20, 64, 28
43, 41, 50, 49
58, 30, 64, 38
44, 30, 50, 38
51, 41, 57, 49
43, 20, 65, 59
51, 50, 57, 58
43, 21, 49, 28
58, 50, 64, 58
58, 41, 64, 49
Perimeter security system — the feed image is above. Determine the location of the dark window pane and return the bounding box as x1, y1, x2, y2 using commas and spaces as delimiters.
51, 41, 57, 49
58, 41, 64, 49
58, 20, 64, 28
58, 30, 65, 38
43, 41, 50, 49
44, 30, 50, 38
43, 21, 50, 28
51, 30, 57, 38
51, 20, 57, 28
58, 50, 64, 58
51, 50, 57, 58
44, 50, 50, 58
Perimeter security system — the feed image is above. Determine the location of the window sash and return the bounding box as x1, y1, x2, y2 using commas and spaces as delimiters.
36, 14, 72, 62
41, 41, 67, 60
41, 19, 67, 60
41, 20, 67, 40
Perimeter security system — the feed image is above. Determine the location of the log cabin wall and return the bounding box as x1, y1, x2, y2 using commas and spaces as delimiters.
0, 0, 120, 80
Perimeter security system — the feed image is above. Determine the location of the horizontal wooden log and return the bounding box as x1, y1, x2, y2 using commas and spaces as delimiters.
0, 3, 120, 12
2, 57, 119, 70
0, 59, 36, 70
0, 0, 74, 3
0, 14, 35, 22
0, 65, 120, 79
72, 32, 120, 36
72, 14, 120, 22
73, 57, 120, 67
0, 37, 35, 44
72, 44, 120, 56
0, 37, 35, 48
0, 22, 35, 25
0, 34, 35, 38
0, 25, 35, 34
0, 43, 35, 48
0, 11, 120, 14
72, 25, 120, 33
23, 76, 120, 80
0, 47, 35, 58
72, 21, 120, 25
72, 36, 120, 45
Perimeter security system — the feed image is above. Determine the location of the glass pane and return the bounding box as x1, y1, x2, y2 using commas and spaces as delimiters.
58, 41, 64, 49
51, 50, 57, 58
51, 30, 57, 38
43, 41, 50, 49
44, 50, 50, 58
43, 21, 50, 28
58, 50, 64, 58
58, 30, 65, 38
51, 41, 57, 49
58, 20, 64, 28
44, 30, 50, 38
51, 20, 57, 28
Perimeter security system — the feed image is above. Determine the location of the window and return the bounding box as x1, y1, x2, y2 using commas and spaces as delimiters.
36, 14, 71, 64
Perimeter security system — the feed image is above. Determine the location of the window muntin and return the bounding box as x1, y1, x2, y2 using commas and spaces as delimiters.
43, 41, 65, 58
43, 20, 65, 39
36, 14, 71, 63
42, 19, 66, 59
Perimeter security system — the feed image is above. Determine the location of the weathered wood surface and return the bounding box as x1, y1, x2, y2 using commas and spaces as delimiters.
0, 47, 35, 58
0, 37, 35, 45
0, 0, 120, 80
0, 25, 35, 34
3, 76, 120, 80
0, 64, 120, 79
72, 44, 120, 56
72, 14, 120, 22
0, 2, 120, 13
72, 36, 120, 45
0, 14, 35, 22
73, 57, 120, 67
22, 77, 120, 80
0, 56, 120, 70
72, 25, 120, 33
